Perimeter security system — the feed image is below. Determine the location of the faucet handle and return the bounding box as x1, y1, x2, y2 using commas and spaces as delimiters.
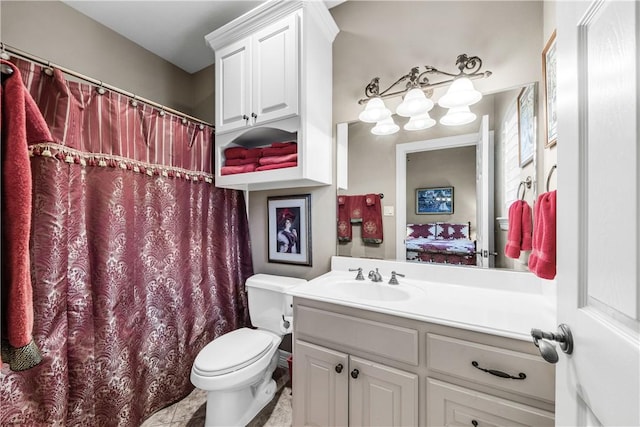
388, 271, 405, 285
349, 267, 365, 280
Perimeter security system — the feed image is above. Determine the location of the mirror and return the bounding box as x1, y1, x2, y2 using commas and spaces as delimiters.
336, 84, 538, 271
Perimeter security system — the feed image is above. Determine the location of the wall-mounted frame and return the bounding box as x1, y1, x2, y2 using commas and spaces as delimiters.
267, 194, 312, 266
517, 84, 536, 167
542, 30, 557, 148
416, 187, 454, 215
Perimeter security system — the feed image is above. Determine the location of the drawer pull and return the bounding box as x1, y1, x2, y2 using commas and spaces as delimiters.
471, 361, 526, 380
335, 364, 343, 373
350, 368, 360, 379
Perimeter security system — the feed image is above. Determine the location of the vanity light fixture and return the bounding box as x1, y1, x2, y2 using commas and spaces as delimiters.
357, 54, 491, 135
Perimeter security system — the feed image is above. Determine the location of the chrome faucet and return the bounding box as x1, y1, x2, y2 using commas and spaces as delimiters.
388, 271, 405, 285
349, 267, 365, 280
368, 268, 383, 282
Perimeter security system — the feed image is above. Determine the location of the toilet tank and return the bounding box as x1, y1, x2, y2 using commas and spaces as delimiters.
246, 274, 306, 335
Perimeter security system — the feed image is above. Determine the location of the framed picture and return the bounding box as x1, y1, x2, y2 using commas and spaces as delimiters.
416, 187, 454, 215
517, 83, 537, 167
267, 194, 312, 266
542, 30, 557, 147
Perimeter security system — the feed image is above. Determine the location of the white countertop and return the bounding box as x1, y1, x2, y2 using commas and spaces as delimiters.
288, 256, 557, 342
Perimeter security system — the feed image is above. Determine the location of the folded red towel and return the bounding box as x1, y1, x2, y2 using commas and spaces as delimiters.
337, 195, 352, 242
225, 157, 262, 166
224, 146, 247, 159
271, 141, 296, 148
244, 147, 263, 159
1, 59, 48, 370
258, 153, 297, 166
262, 144, 297, 157
529, 191, 557, 280
255, 161, 297, 171
505, 200, 532, 259
220, 163, 258, 175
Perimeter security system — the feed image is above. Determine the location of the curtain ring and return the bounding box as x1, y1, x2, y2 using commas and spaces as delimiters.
130, 95, 138, 107
159, 107, 165, 117
96, 81, 106, 95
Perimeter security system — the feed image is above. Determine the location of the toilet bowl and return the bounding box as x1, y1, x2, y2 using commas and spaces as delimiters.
190, 274, 306, 427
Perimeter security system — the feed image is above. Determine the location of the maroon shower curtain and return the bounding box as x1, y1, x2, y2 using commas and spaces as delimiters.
1, 59, 253, 426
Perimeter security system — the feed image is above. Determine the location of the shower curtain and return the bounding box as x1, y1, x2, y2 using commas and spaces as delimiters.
1, 59, 253, 426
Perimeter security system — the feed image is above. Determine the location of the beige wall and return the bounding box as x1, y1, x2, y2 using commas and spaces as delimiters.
1, 1, 195, 115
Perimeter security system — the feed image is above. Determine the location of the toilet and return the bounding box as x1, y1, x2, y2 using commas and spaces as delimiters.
190, 274, 306, 427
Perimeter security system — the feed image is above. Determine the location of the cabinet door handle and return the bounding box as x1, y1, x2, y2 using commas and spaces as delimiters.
350, 368, 359, 379
335, 364, 343, 373
471, 420, 478, 427
251, 112, 258, 120
242, 114, 249, 122
471, 361, 526, 380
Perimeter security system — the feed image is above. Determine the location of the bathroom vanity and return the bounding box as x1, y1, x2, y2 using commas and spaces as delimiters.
289, 256, 557, 427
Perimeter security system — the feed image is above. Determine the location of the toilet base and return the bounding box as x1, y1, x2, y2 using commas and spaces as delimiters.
203, 354, 279, 427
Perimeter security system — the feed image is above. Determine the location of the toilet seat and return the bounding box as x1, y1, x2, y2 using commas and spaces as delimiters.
192, 328, 275, 377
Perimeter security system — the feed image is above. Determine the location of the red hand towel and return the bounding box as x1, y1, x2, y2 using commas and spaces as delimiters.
362, 193, 383, 244
504, 200, 532, 258
258, 153, 298, 166
225, 157, 263, 166
262, 144, 298, 157
244, 147, 263, 159
220, 163, 258, 175
529, 191, 557, 280
1, 59, 48, 370
255, 161, 297, 171
337, 195, 352, 242
271, 141, 297, 148
348, 195, 365, 223
224, 146, 247, 159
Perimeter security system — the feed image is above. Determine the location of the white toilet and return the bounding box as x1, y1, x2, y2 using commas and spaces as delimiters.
190, 274, 305, 427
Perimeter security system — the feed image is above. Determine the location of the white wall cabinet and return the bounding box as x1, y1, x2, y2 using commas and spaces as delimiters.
292, 298, 555, 427
215, 13, 298, 134
294, 340, 418, 427
206, 1, 338, 191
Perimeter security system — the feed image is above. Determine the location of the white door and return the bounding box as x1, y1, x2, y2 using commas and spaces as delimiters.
252, 12, 299, 126
215, 38, 251, 134
475, 115, 495, 268
555, 1, 640, 425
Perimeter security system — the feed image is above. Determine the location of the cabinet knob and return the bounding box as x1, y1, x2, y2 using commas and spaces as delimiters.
242, 114, 249, 121
350, 368, 359, 379
335, 364, 343, 373
471, 420, 478, 427
251, 112, 258, 119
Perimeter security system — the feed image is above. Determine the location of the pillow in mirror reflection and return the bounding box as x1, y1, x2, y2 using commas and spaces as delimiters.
436, 223, 470, 240
406, 223, 436, 240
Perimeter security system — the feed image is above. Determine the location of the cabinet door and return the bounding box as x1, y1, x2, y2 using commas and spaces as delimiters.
427, 378, 554, 427
215, 38, 251, 134
251, 12, 299, 126
293, 340, 348, 427
349, 356, 418, 427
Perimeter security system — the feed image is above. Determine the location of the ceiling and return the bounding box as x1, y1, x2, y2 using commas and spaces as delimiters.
62, 1, 344, 74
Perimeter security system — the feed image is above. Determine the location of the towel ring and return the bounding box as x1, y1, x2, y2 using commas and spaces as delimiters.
546, 165, 557, 192
517, 176, 532, 201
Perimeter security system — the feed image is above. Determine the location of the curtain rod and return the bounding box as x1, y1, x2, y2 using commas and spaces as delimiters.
1, 43, 213, 128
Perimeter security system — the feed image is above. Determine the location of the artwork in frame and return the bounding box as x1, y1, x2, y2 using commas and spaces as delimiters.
416, 187, 454, 215
267, 194, 312, 266
542, 30, 557, 147
517, 83, 537, 167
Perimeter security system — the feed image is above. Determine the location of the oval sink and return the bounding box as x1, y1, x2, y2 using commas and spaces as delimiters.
333, 281, 414, 301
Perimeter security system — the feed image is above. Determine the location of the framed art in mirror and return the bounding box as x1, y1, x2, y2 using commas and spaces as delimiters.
416, 187, 454, 215
268, 194, 312, 266
542, 30, 557, 148
517, 84, 536, 167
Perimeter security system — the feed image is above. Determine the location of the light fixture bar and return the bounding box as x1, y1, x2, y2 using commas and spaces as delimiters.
357, 54, 491, 105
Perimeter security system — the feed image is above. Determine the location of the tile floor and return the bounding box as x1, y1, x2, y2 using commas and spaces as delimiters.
140, 369, 292, 427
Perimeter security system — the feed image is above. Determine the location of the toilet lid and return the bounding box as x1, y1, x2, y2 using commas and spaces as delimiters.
193, 328, 275, 376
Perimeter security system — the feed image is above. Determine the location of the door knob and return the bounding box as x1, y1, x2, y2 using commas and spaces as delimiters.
335, 364, 343, 373
350, 368, 359, 379
531, 323, 573, 364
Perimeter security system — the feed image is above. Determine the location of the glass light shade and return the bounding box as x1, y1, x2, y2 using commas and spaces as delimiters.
371, 117, 399, 135
359, 97, 391, 123
396, 88, 434, 117
437, 77, 482, 108
404, 112, 436, 131
440, 106, 477, 126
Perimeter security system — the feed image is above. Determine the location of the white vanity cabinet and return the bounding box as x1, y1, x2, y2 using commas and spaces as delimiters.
292, 298, 555, 427
214, 13, 298, 135
205, 1, 338, 191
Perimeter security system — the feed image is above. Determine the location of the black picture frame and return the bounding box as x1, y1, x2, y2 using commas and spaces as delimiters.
267, 194, 312, 266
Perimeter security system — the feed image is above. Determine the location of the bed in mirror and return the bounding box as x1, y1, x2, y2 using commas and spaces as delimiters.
336, 83, 539, 272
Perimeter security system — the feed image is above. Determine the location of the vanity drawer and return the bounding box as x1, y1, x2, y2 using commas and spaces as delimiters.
296, 305, 419, 365
427, 333, 554, 402
426, 378, 554, 427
